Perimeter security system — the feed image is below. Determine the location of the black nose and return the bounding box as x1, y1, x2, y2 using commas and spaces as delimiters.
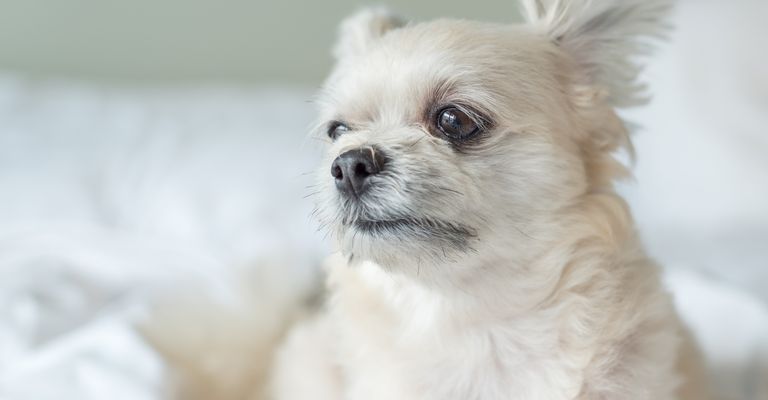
331, 147, 387, 198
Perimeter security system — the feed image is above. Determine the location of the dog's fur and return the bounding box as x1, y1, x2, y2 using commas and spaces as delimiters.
145, 1, 711, 399
271, 1, 711, 399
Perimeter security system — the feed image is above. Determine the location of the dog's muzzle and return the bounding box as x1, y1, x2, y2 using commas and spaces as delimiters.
331, 146, 387, 199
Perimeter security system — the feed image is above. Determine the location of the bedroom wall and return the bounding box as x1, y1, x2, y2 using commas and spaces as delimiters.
0, 0, 522, 85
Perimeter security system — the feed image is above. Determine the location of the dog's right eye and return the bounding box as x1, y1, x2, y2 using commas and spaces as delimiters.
436, 107, 480, 141
327, 121, 350, 140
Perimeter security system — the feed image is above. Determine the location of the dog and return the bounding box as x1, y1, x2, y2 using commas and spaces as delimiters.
269, 1, 710, 399
143, 1, 711, 399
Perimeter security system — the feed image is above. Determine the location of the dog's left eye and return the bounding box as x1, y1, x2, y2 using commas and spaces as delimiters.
436, 107, 479, 141
327, 121, 350, 140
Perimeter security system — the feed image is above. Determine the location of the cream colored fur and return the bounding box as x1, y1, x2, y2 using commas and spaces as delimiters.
273, 1, 710, 399
147, 1, 712, 399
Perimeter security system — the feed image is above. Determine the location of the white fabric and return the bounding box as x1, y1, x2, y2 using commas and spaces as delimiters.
0, 81, 324, 399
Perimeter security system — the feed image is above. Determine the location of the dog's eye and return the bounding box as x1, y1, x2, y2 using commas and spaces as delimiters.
327, 121, 350, 140
436, 107, 479, 140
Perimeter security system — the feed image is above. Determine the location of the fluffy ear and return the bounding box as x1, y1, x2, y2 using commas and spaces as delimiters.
520, 0, 672, 107
333, 7, 405, 60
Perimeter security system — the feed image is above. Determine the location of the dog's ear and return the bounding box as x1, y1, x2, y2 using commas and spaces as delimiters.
520, 0, 672, 107
333, 7, 405, 60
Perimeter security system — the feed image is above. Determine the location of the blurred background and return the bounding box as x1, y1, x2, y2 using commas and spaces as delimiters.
0, 0, 766, 399
0, 0, 521, 84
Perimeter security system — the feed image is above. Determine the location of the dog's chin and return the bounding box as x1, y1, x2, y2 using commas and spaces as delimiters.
335, 214, 478, 268
353, 217, 471, 238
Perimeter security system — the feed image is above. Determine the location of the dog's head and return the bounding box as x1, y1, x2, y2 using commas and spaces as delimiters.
312, 1, 670, 276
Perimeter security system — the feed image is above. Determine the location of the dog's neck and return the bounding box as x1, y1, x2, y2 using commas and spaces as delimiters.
322, 190, 672, 400
331, 191, 639, 325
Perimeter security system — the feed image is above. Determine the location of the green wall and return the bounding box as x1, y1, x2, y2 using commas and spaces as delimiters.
0, 0, 522, 84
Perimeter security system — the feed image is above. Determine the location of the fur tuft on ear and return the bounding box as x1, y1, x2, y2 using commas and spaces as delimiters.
333, 7, 405, 60
520, 0, 672, 107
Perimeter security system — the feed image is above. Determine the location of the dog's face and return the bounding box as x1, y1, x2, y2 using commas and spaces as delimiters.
313, 5, 660, 277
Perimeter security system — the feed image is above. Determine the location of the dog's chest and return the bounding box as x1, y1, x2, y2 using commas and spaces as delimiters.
330, 267, 587, 400
342, 330, 584, 400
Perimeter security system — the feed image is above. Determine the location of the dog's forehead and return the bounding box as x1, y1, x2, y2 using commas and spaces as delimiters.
323, 20, 553, 123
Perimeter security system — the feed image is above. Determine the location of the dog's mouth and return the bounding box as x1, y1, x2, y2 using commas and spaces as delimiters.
347, 216, 477, 248
353, 217, 422, 232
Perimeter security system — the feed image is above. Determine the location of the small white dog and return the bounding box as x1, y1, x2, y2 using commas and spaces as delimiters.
146, 1, 711, 399
270, 1, 710, 399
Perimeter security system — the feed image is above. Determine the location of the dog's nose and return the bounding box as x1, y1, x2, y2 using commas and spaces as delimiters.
331, 147, 386, 198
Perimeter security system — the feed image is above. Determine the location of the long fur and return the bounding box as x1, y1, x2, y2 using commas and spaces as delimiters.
145, 1, 710, 399
520, 0, 673, 107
